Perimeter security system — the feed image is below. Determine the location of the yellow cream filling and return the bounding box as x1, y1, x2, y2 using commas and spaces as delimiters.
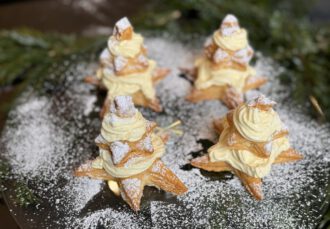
101, 111, 147, 142
108, 33, 143, 58
194, 57, 255, 92
213, 29, 248, 51
209, 124, 290, 178
101, 60, 156, 100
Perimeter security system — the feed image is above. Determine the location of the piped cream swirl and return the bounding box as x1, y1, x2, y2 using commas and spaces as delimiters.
194, 57, 255, 92
213, 29, 248, 51
108, 33, 143, 58
101, 111, 147, 142
233, 104, 283, 142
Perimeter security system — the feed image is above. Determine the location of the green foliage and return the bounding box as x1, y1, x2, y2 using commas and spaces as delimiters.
0, 161, 39, 207
0, 28, 105, 87
0, 29, 106, 123
14, 181, 40, 208
0, 161, 10, 192
135, 0, 330, 119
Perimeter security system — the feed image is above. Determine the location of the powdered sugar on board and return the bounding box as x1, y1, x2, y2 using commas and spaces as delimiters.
1, 36, 329, 229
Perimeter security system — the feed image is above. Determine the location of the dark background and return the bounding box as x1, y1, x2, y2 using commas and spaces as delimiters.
0, 0, 329, 228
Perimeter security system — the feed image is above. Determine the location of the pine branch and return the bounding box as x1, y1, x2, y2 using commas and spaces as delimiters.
0, 28, 106, 87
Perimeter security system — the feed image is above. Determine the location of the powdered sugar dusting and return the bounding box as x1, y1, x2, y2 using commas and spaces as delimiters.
220, 14, 240, 36
1, 36, 329, 228
114, 17, 131, 33
111, 95, 136, 117
138, 54, 148, 65
264, 141, 272, 154
110, 141, 130, 165
213, 48, 229, 63
2, 96, 69, 178
248, 94, 277, 107
137, 135, 153, 152
74, 208, 150, 229
233, 46, 253, 64
121, 178, 141, 199
114, 55, 127, 72
221, 25, 240, 37
222, 14, 238, 24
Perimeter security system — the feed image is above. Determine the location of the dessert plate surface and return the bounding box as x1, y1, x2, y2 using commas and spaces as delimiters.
1, 37, 329, 228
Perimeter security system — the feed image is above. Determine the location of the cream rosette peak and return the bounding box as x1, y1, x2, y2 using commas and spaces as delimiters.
219, 14, 240, 37
234, 95, 283, 143
213, 13, 249, 55
101, 95, 147, 143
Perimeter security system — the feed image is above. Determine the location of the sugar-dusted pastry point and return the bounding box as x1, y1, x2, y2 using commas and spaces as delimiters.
213, 48, 229, 63
220, 14, 240, 36
263, 141, 272, 155
110, 95, 136, 118
247, 94, 276, 111
113, 17, 133, 40
75, 96, 187, 211
183, 14, 267, 109
110, 141, 130, 165
137, 135, 153, 152
114, 56, 128, 72
222, 14, 239, 24
114, 17, 131, 33
95, 134, 109, 149
120, 178, 143, 211
137, 54, 148, 65
191, 97, 302, 200
85, 17, 169, 114
203, 36, 213, 48
233, 45, 253, 64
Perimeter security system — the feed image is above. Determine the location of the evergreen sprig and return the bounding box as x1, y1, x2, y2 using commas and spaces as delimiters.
14, 181, 40, 208
0, 161, 39, 207
0, 161, 10, 192
0, 28, 106, 119
0, 28, 105, 87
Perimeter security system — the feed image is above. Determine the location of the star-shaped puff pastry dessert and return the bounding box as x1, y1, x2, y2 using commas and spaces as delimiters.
191, 94, 302, 200
85, 17, 170, 116
75, 95, 187, 211
182, 14, 267, 109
